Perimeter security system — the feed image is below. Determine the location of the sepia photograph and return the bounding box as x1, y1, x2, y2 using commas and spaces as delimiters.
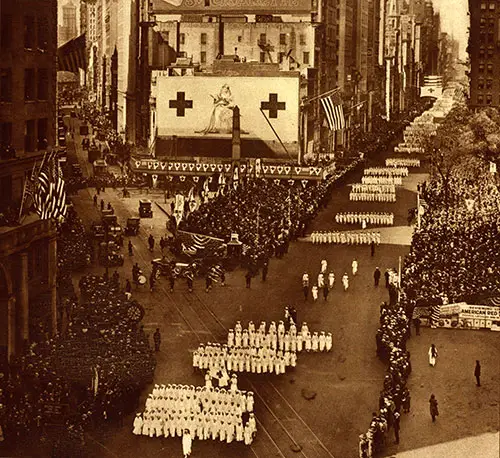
0, 0, 498, 457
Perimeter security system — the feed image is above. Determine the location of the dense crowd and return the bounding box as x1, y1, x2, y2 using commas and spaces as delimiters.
360, 298, 412, 457
180, 163, 360, 268
402, 157, 500, 305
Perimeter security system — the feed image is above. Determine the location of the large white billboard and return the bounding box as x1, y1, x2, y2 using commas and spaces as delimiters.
153, 74, 300, 145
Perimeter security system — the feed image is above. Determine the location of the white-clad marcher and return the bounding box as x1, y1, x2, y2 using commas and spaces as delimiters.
320, 259, 327, 273
328, 271, 335, 289
311, 285, 319, 301
342, 273, 349, 291
133, 413, 143, 435
352, 259, 358, 276
183, 429, 193, 457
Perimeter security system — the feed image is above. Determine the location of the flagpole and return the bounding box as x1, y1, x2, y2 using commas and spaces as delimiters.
18, 162, 38, 223
259, 108, 292, 160
302, 87, 341, 105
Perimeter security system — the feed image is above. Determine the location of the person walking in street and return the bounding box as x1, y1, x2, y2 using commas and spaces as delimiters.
302, 273, 309, 301
323, 285, 329, 301
384, 270, 390, 288
352, 259, 358, 276
245, 271, 252, 288
182, 429, 192, 457
128, 240, 133, 256
342, 273, 349, 291
153, 328, 161, 352
374, 267, 381, 287
93, 194, 98, 206
205, 274, 212, 293
393, 411, 400, 444
159, 237, 165, 254
370, 240, 375, 257
262, 261, 268, 282
429, 394, 439, 422
413, 317, 421, 336
100, 199, 105, 211
148, 234, 155, 252
428, 344, 438, 367
474, 360, 481, 387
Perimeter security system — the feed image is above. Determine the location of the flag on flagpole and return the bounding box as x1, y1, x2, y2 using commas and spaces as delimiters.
232, 163, 239, 191
33, 150, 67, 220
320, 93, 345, 131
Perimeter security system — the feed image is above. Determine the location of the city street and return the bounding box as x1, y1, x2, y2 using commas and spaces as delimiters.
63, 123, 498, 458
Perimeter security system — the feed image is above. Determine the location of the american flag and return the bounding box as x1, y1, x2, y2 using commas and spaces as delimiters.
208, 264, 224, 282
33, 151, 67, 220
177, 231, 226, 257
320, 93, 345, 131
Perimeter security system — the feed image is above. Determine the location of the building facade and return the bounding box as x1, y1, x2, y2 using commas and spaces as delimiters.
468, 0, 500, 108
0, 0, 59, 369
58, 0, 79, 46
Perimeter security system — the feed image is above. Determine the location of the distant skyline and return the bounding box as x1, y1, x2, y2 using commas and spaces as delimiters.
432, 0, 469, 59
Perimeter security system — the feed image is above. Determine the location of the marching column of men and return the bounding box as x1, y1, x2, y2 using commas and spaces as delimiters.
363, 167, 409, 177
133, 383, 257, 445
385, 158, 420, 168
349, 192, 396, 202
311, 231, 381, 245
361, 176, 402, 185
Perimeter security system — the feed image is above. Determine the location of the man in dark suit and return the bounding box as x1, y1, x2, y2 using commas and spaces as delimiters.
374, 267, 381, 287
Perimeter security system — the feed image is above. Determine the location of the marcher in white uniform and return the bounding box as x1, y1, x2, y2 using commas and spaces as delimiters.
312, 285, 319, 301
352, 259, 358, 276
342, 273, 349, 291
182, 429, 192, 457
133, 413, 143, 435
328, 271, 335, 289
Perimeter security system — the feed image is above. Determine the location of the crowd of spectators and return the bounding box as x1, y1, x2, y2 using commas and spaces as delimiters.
180, 163, 360, 271
0, 274, 154, 448
360, 298, 412, 457
402, 156, 500, 305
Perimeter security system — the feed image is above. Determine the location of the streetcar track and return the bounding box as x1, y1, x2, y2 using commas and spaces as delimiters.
103, 196, 332, 457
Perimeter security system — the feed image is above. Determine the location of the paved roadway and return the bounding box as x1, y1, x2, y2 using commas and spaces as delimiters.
9, 116, 497, 458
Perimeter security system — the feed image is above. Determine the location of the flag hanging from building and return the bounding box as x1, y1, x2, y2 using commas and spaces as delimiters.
320, 93, 345, 131
33, 151, 67, 220
57, 34, 87, 73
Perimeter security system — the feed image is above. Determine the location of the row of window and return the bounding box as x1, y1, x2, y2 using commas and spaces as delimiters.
477, 62, 496, 73
196, 50, 311, 64
0, 119, 49, 153
477, 79, 495, 89
1, 14, 49, 51
480, 2, 497, 11
480, 17, 497, 28
177, 32, 308, 46
478, 46, 497, 58
476, 94, 495, 105
0, 68, 49, 102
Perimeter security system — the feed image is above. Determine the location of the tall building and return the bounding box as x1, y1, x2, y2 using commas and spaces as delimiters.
58, 0, 78, 46
144, 0, 340, 159
468, 0, 500, 108
82, 0, 139, 141
0, 0, 59, 369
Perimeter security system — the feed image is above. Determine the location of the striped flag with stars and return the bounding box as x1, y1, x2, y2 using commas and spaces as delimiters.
320, 92, 345, 131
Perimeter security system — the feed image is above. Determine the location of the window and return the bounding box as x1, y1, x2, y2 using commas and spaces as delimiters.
1, 14, 12, 49
486, 79, 493, 89
279, 33, 286, 45
179, 33, 185, 45
0, 122, 12, 146
37, 69, 49, 100
200, 33, 207, 45
200, 51, 206, 63
490, 2, 496, 10
238, 35, 242, 42
477, 94, 484, 104
260, 52, 266, 63
480, 32, 486, 44
480, 17, 487, 27
303, 51, 310, 64
479, 63, 485, 73
478, 79, 485, 89
489, 18, 495, 27
0, 69, 12, 102
488, 46, 494, 57
24, 16, 35, 49
488, 32, 494, 43
37, 118, 48, 150
486, 94, 493, 104
25, 120, 35, 152
481, 2, 487, 9
25, 69, 36, 100
479, 48, 485, 58
487, 63, 493, 73
38, 16, 48, 50
299, 34, 306, 45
